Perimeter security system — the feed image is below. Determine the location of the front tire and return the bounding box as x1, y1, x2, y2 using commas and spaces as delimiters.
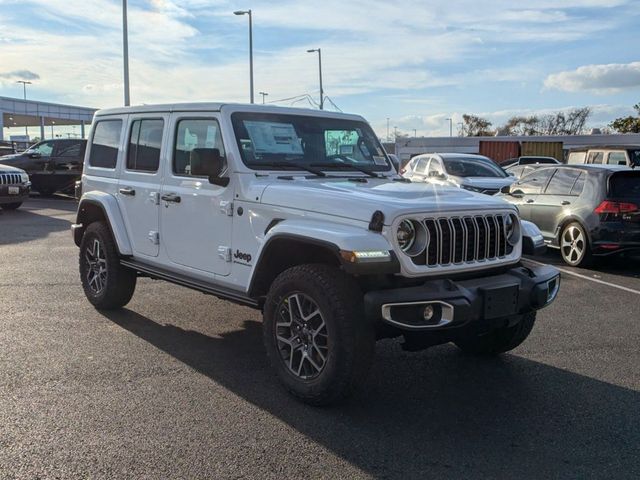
1, 202, 22, 210
263, 264, 375, 406
455, 312, 536, 355
79, 222, 136, 310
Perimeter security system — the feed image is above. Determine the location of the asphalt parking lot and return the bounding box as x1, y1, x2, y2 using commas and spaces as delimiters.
1, 197, 639, 479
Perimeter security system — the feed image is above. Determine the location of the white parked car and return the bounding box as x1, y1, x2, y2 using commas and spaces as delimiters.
403, 153, 515, 195
72, 103, 559, 405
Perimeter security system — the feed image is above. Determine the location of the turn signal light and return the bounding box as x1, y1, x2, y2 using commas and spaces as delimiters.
594, 200, 639, 214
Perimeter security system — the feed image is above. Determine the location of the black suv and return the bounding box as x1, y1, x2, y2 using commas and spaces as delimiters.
502, 164, 640, 266
0, 139, 86, 196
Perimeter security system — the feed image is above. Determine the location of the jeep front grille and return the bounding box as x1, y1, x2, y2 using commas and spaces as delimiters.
412, 214, 513, 267
0, 173, 21, 185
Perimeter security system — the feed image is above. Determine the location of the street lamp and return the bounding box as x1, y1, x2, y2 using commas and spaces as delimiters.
122, 0, 130, 106
413, 129, 417, 138
306, 48, 324, 110
234, 9, 254, 104
445, 118, 453, 137
16, 80, 32, 136
259, 91, 268, 104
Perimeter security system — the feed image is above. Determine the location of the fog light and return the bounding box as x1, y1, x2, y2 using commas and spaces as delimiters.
547, 275, 560, 304
423, 305, 434, 321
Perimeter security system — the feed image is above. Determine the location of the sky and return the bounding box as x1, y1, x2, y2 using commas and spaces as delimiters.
0, 0, 639, 139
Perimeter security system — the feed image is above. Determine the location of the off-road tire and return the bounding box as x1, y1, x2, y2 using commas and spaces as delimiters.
263, 264, 375, 406
454, 312, 537, 355
1, 202, 22, 210
79, 221, 136, 310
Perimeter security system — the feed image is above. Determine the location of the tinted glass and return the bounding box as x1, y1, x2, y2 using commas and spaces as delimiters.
30, 141, 54, 157
515, 168, 554, 194
570, 172, 586, 196
443, 156, 507, 178
607, 151, 627, 165
587, 151, 604, 164
545, 169, 582, 195
609, 173, 640, 199
57, 141, 82, 157
127, 119, 163, 172
89, 120, 122, 168
174, 119, 226, 176
629, 149, 640, 167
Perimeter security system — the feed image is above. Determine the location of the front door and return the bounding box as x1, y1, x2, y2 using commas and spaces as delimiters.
160, 115, 233, 276
117, 115, 166, 257
508, 167, 555, 221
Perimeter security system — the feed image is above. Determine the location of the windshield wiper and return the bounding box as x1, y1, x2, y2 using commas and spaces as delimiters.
251, 161, 326, 177
311, 161, 381, 178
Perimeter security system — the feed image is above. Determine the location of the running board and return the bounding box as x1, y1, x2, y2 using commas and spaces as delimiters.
120, 259, 259, 309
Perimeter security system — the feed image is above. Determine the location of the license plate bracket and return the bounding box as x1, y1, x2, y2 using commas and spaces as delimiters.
8, 186, 19, 195
481, 284, 519, 319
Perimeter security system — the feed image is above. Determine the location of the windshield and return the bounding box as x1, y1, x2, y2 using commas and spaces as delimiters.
231, 112, 391, 172
443, 156, 507, 178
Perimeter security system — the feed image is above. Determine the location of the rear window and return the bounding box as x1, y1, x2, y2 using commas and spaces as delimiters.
609, 172, 640, 198
127, 119, 164, 172
89, 120, 122, 169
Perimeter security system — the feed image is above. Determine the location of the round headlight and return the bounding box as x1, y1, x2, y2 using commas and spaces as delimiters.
396, 219, 428, 256
504, 213, 520, 246
20, 172, 29, 183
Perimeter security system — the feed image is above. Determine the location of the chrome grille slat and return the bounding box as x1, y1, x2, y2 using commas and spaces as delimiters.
415, 213, 509, 269
0, 173, 21, 185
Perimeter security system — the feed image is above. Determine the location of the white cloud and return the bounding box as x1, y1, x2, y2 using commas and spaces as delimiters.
544, 62, 640, 94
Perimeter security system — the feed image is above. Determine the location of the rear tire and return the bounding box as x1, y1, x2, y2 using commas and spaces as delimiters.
1, 202, 22, 210
263, 264, 375, 406
560, 221, 592, 267
455, 312, 536, 355
79, 222, 136, 310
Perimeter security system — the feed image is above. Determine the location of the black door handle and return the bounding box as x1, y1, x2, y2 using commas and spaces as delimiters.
119, 187, 136, 196
526, 199, 535, 203
561, 200, 571, 205
161, 193, 181, 203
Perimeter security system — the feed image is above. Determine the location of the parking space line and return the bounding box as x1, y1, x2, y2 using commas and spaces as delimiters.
524, 258, 640, 296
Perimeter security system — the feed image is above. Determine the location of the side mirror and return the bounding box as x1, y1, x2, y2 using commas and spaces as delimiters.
28, 151, 41, 159
500, 185, 511, 194
510, 189, 525, 198
189, 148, 229, 186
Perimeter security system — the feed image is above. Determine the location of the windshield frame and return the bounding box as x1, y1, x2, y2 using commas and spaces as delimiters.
230, 111, 392, 173
442, 155, 508, 178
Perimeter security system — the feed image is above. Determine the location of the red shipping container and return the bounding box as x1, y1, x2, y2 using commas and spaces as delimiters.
479, 141, 520, 164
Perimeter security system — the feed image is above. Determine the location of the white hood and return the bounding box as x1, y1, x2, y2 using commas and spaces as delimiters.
259, 177, 514, 224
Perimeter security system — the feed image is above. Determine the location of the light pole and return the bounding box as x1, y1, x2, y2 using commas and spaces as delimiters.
446, 118, 453, 137
259, 91, 268, 104
306, 48, 323, 110
457, 122, 464, 136
234, 9, 254, 104
51, 121, 55, 139
386, 118, 390, 142
122, 0, 130, 106
16, 80, 32, 136
394, 126, 398, 139
413, 129, 417, 138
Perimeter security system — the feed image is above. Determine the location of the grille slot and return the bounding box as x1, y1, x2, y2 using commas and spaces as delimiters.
0, 173, 21, 185
412, 213, 511, 268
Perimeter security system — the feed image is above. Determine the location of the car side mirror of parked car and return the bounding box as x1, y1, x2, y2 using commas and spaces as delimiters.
500, 185, 511, 194
189, 148, 229, 187
28, 151, 41, 159
510, 189, 525, 198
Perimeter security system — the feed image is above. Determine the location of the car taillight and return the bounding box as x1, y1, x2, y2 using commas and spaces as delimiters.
400, 168, 406, 175
594, 200, 639, 214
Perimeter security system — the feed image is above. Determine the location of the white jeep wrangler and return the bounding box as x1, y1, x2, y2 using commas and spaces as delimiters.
73, 103, 559, 405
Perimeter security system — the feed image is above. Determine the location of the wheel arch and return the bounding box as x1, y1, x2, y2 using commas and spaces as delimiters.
555, 215, 592, 248
74, 192, 132, 255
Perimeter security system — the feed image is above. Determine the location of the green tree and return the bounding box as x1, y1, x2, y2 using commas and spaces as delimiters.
610, 103, 640, 133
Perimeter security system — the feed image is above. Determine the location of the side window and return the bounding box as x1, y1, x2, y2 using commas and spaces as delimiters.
570, 172, 586, 196
515, 168, 554, 194
544, 169, 582, 195
607, 151, 627, 165
414, 158, 429, 174
31, 141, 54, 157
427, 158, 444, 176
127, 119, 164, 172
587, 151, 604, 164
88, 120, 122, 169
173, 118, 226, 177
57, 142, 82, 157
567, 152, 586, 164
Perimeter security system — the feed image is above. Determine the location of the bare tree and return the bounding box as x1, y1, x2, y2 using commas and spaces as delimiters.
496, 108, 591, 136
462, 114, 494, 136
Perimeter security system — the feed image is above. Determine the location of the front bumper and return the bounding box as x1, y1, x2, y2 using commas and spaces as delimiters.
364, 263, 559, 331
0, 183, 30, 204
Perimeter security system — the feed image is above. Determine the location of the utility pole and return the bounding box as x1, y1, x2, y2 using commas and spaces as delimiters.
122, 0, 130, 106
386, 118, 390, 142
413, 129, 417, 138
394, 126, 398, 139
259, 92, 268, 104
307, 48, 323, 110
16, 80, 32, 136
234, 9, 254, 103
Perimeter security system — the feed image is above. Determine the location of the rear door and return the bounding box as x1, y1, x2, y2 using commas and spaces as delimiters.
117, 114, 167, 258
531, 168, 584, 240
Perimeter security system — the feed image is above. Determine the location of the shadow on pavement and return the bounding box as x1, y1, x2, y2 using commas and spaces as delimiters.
529, 250, 640, 280
101, 308, 639, 478
0, 199, 73, 245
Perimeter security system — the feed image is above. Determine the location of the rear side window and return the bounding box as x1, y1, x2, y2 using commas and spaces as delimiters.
89, 120, 122, 169
587, 151, 604, 164
567, 152, 586, 164
607, 151, 627, 165
545, 169, 582, 195
57, 141, 83, 157
570, 172, 586, 196
609, 173, 640, 198
173, 118, 226, 177
127, 119, 164, 172
414, 158, 428, 174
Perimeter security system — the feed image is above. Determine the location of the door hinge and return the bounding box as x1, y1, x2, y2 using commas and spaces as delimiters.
150, 191, 160, 205
218, 246, 232, 262
148, 231, 160, 245
220, 201, 234, 216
